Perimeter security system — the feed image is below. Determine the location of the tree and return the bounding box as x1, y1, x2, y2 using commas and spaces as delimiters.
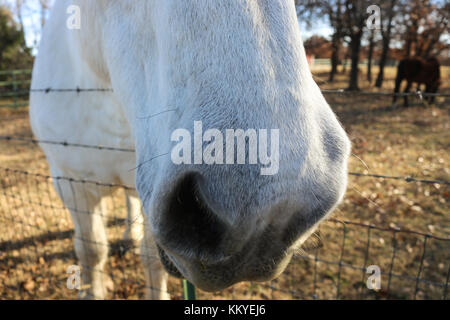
0, 5, 24, 69
327, 0, 345, 82
375, 0, 398, 88
15, 0, 25, 32
303, 35, 332, 58
295, 0, 345, 82
342, 0, 371, 91
39, 0, 51, 27
0, 3, 33, 71
366, 28, 376, 83
399, 0, 449, 58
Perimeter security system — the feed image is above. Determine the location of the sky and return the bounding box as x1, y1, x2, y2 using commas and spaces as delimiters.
300, 21, 333, 39
2, 0, 52, 51
3, 0, 335, 56
7, 0, 449, 54
4, 0, 332, 54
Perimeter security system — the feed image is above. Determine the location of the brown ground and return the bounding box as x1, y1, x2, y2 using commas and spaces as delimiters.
0, 66, 448, 300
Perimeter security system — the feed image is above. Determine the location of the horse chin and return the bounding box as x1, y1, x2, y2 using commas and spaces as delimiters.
157, 241, 295, 291
157, 245, 184, 279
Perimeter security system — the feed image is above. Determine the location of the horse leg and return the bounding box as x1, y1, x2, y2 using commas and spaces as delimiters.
425, 84, 431, 104
429, 93, 435, 104
393, 77, 402, 105
430, 94, 436, 104
403, 81, 412, 107
426, 83, 437, 104
141, 222, 170, 300
54, 173, 112, 299
123, 190, 144, 251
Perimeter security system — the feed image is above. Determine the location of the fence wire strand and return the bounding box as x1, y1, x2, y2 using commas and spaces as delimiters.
0, 86, 448, 300
1, 136, 449, 186
2, 87, 450, 98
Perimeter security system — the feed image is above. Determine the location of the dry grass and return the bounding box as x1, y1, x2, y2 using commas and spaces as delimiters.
0, 66, 448, 300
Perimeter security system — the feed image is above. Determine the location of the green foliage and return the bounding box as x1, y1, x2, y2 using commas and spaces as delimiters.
0, 5, 33, 71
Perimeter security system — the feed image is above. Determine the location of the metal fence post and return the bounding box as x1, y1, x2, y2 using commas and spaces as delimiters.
183, 280, 197, 300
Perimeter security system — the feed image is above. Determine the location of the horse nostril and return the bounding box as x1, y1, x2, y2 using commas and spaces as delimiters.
158, 173, 228, 260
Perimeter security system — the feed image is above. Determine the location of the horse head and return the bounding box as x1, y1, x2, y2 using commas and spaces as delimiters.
76, 0, 351, 291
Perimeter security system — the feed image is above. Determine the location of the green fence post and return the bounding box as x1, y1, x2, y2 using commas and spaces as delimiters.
183, 280, 197, 300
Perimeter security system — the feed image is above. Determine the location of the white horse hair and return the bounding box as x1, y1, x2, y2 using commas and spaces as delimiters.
30, 0, 351, 299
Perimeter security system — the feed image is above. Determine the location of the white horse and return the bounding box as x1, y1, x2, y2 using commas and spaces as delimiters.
30, 0, 351, 299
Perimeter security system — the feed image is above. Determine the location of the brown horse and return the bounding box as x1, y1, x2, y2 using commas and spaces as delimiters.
393, 57, 441, 107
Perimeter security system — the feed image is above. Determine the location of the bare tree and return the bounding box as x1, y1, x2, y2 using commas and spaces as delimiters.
295, 0, 345, 82
328, 0, 345, 82
39, 0, 50, 28
343, 0, 371, 91
14, 0, 24, 31
399, 0, 449, 58
375, 0, 398, 88
417, 2, 449, 57
366, 28, 376, 83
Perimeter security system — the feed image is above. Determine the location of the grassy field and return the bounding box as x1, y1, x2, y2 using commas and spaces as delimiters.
0, 66, 448, 300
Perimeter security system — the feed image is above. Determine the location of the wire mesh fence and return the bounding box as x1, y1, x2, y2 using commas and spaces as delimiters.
0, 70, 32, 109
0, 83, 449, 300
0, 134, 448, 300
1, 80, 450, 111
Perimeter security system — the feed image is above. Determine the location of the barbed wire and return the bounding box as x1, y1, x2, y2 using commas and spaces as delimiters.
1, 135, 449, 186
327, 217, 449, 241
0, 88, 113, 98
348, 172, 450, 186
0, 167, 135, 191
29, 88, 114, 93
1, 82, 448, 299
321, 89, 450, 98
1, 87, 450, 98
0, 136, 135, 153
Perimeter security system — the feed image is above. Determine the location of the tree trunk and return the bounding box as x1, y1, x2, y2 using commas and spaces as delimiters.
329, 33, 340, 82
342, 47, 350, 73
329, 1, 343, 82
0, 43, 5, 69
375, 37, 389, 88
405, 37, 412, 57
348, 32, 362, 91
375, 0, 397, 88
367, 30, 375, 84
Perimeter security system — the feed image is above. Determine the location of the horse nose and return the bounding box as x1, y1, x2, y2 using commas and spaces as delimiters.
153, 173, 231, 262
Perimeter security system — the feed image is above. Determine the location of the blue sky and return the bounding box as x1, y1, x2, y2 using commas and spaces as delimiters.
300, 21, 333, 39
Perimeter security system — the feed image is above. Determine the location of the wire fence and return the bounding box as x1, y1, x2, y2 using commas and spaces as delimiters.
322, 89, 450, 98
0, 133, 448, 300
0, 85, 449, 300
0, 166, 448, 300
0, 75, 450, 111
0, 136, 449, 186
0, 70, 31, 108
2, 87, 450, 99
